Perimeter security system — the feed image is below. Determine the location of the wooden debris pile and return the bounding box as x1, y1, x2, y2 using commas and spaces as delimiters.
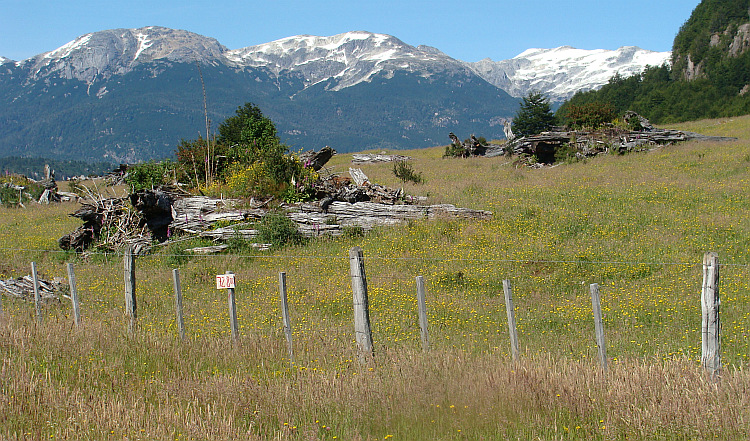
58, 196, 151, 254
58, 150, 492, 254
0, 275, 65, 302
314, 168, 426, 209
482, 112, 737, 165
448, 132, 486, 157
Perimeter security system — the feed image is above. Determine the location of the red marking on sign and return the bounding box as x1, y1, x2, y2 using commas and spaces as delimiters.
216, 274, 236, 289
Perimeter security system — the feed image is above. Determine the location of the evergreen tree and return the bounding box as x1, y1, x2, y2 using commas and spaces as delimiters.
511, 91, 556, 137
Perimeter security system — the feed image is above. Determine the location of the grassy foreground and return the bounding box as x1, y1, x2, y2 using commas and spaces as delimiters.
2, 116, 750, 439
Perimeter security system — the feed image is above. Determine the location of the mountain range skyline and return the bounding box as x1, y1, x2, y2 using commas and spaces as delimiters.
2, 27, 671, 102
1, 0, 700, 64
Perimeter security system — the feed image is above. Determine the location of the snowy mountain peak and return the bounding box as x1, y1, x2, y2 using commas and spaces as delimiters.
23, 26, 227, 82
0, 56, 13, 66
226, 31, 463, 91
469, 45, 671, 101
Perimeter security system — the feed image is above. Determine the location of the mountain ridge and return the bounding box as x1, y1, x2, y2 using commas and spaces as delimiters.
0, 26, 670, 163
7, 27, 670, 101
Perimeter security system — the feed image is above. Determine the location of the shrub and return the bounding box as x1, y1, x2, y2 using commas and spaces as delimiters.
256, 212, 306, 249
392, 160, 424, 184
175, 137, 229, 188
125, 160, 176, 192
443, 143, 466, 158
224, 162, 278, 198
564, 102, 616, 130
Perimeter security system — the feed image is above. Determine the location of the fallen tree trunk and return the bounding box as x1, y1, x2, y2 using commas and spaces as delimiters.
289, 201, 493, 236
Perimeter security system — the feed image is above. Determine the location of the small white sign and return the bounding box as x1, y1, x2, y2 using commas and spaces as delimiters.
216, 274, 236, 290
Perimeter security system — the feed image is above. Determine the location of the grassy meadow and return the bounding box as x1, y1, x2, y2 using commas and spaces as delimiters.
2, 115, 750, 439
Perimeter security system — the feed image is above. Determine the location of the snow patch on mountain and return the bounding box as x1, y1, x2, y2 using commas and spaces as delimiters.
0, 56, 12, 66
469, 45, 671, 101
134, 32, 154, 61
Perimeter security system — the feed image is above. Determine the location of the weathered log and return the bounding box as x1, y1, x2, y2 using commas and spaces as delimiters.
300, 146, 336, 171
351, 153, 412, 164
199, 225, 258, 241
290, 201, 492, 235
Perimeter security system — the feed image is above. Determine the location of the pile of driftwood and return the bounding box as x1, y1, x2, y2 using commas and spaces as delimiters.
59, 194, 150, 254
491, 127, 737, 164
448, 133, 486, 157
58, 164, 492, 255
476, 112, 736, 165
0, 275, 65, 302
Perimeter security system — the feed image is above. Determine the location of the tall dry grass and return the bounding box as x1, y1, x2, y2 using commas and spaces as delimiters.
2, 315, 749, 440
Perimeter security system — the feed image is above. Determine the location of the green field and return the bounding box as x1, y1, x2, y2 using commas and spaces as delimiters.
1, 116, 750, 439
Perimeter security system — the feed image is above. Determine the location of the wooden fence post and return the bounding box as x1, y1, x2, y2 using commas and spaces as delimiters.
66, 263, 81, 327
349, 246, 373, 362
172, 269, 185, 341
31, 262, 42, 324
416, 276, 430, 352
701, 252, 721, 379
123, 247, 137, 334
227, 271, 238, 341
590, 283, 608, 371
503, 280, 520, 362
279, 272, 294, 361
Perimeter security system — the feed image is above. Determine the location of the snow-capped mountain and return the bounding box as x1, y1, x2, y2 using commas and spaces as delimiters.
19, 26, 227, 83
469, 46, 671, 101
0, 56, 12, 66
225, 32, 468, 91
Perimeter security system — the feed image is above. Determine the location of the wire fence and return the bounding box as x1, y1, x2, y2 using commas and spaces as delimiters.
1, 246, 748, 368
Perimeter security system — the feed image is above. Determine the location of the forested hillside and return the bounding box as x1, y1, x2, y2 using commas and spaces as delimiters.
558, 0, 750, 124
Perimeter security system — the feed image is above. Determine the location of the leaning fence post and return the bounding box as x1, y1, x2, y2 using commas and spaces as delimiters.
590, 283, 608, 371
31, 262, 42, 324
227, 271, 239, 341
349, 246, 373, 362
701, 252, 721, 379
416, 276, 430, 352
503, 280, 520, 362
66, 263, 81, 327
172, 269, 185, 341
279, 272, 294, 361
123, 246, 137, 334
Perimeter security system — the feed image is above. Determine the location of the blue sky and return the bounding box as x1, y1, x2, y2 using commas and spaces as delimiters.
1, 0, 701, 62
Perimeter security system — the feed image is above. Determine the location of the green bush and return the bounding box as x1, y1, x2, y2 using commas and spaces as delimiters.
125, 160, 176, 192
256, 212, 306, 249
563, 102, 616, 130
392, 160, 424, 184
443, 143, 466, 158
